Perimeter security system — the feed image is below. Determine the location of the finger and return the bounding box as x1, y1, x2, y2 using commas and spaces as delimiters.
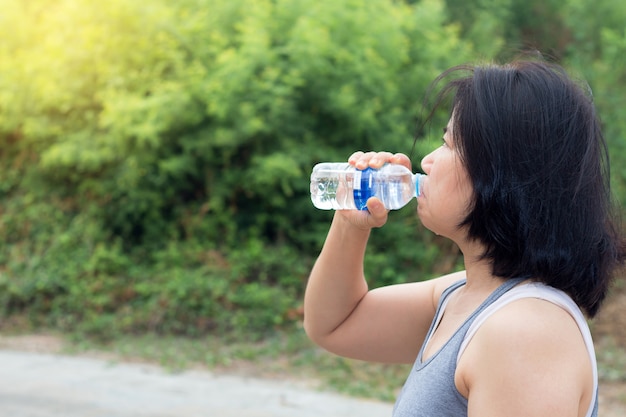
353, 151, 377, 170
390, 153, 412, 170
348, 151, 365, 165
369, 152, 394, 169
366, 198, 389, 228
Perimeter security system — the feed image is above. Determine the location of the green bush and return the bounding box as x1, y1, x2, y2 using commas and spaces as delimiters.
0, 0, 473, 338
561, 0, 626, 206
2, 0, 624, 340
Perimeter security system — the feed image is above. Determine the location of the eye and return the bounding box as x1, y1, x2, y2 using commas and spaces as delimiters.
441, 127, 449, 147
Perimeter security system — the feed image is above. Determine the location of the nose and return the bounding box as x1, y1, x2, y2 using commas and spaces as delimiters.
421, 149, 435, 175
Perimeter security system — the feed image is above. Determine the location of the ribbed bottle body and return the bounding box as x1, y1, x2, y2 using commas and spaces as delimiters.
310, 163, 423, 210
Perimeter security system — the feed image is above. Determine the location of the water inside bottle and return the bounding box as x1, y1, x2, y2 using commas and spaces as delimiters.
378, 175, 414, 209
311, 169, 357, 210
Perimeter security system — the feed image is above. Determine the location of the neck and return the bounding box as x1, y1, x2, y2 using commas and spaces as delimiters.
458, 239, 504, 291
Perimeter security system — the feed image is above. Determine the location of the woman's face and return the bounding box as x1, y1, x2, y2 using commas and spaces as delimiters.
418, 117, 473, 242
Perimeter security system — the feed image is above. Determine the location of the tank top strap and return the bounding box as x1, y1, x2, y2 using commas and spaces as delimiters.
436, 277, 525, 328
423, 277, 525, 362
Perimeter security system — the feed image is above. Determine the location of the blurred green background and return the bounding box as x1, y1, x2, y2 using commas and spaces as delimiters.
0, 0, 625, 357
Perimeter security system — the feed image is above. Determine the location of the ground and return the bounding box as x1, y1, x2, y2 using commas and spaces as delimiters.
0, 278, 625, 415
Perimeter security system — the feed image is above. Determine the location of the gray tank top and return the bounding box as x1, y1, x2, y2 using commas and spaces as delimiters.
392, 279, 599, 417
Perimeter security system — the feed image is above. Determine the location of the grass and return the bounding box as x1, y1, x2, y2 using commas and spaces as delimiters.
59, 325, 409, 402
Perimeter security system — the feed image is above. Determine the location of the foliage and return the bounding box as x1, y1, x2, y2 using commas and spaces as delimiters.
561, 3, 626, 206
590, 29, 626, 206
560, 0, 626, 111
442, 0, 512, 58
0, 0, 473, 338
1, 0, 625, 341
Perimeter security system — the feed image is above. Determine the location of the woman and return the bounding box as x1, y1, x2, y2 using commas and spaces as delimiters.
303, 60, 625, 416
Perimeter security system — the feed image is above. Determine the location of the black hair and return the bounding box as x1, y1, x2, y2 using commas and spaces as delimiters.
425, 59, 625, 317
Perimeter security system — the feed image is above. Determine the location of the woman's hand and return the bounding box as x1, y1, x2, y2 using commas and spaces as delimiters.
305, 150, 447, 364
336, 151, 413, 230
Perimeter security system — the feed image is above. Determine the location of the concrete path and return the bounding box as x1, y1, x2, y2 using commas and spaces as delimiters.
0, 350, 394, 417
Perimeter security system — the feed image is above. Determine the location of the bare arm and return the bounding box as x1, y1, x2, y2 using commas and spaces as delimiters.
303, 151, 464, 364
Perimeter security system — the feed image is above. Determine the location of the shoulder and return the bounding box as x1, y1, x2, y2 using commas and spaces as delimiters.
476, 297, 589, 357
457, 297, 593, 416
430, 270, 467, 305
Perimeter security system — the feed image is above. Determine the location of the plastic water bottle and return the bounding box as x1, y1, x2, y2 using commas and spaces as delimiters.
310, 162, 424, 210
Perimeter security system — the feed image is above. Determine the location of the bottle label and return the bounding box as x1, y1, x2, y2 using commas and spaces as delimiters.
353, 167, 374, 210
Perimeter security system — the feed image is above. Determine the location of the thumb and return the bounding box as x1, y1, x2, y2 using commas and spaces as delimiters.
366, 198, 389, 228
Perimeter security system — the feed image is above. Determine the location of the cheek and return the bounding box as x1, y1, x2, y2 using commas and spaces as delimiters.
418, 189, 466, 232
433, 176, 473, 222
445, 179, 472, 223
418, 155, 473, 235
457, 172, 474, 208
448, 157, 472, 201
